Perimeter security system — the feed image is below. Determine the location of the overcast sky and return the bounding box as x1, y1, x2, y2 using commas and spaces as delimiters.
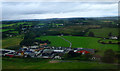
2, 2, 118, 20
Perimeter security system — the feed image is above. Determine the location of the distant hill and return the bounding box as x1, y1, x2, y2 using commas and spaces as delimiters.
2, 16, 118, 22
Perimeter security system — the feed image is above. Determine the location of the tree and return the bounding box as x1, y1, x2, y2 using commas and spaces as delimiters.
20, 32, 35, 46
118, 34, 120, 40
68, 51, 81, 57
16, 24, 22, 34
88, 32, 94, 37
101, 49, 115, 63
109, 41, 112, 44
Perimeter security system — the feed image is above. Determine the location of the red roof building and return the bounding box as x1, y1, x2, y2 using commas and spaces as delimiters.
76, 50, 90, 54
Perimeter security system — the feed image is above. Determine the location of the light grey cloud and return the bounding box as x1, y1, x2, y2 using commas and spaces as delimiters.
2, 2, 118, 20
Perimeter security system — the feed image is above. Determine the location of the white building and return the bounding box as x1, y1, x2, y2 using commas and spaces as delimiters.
110, 36, 118, 39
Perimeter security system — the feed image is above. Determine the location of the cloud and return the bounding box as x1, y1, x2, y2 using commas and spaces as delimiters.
2, 2, 118, 20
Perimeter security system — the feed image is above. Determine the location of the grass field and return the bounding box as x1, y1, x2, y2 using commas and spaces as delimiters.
101, 39, 119, 43
0, 29, 15, 32
2, 35, 23, 48
2, 36, 119, 69
0, 24, 2, 28
2, 57, 118, 69
9, 31, 19, 34
49, 25, 101, 35
2, 24, 15, 27
2, 22, 32, 28
36, 36, 118, 51
86, 28, 119, 38
36, 36, 70, 47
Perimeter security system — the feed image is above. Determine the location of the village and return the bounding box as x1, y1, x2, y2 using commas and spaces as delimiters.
1, 42, 97, 60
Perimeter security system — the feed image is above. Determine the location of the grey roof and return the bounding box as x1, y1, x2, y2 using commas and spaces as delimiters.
43, 49, 54, 53
78, 48, 95, 53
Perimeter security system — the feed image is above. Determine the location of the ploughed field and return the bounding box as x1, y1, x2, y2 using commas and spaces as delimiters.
36, 36, 118, 51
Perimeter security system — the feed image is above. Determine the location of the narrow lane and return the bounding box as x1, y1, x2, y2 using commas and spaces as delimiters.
58, 36, 72, 48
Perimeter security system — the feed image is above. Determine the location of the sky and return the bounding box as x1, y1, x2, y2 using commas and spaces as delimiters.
2, 2, 118, 20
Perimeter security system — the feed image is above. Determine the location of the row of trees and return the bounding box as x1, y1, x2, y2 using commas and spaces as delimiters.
20, 32, 51, 46
101, 49, 116, 63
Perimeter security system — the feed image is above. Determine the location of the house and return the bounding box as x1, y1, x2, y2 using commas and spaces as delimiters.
110, 36, 118, 39
24, 51, 33, 55
40, 43, 47, 46
91, 54, 101, 61
27, 52, 36, 58
39, 48, 44, 50
4, 52, 15, 57
35, 50, 43, 56
54, 56, 62, 59
53, 50, 64, 53
24, 51, 36, 58
74, 48, 95, 54
30, 46, 39, 48
16, 51, 24, 56
82, 48, 95, 54
76, 50, 90, 54
22, 46, 28, 51
39, 49, 54, 58
1, 49, 15, 56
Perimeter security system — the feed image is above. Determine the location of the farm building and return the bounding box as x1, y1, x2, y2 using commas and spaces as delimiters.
74, 48, 95, 54
110, 36, 118, 39
39, 49, 54, 58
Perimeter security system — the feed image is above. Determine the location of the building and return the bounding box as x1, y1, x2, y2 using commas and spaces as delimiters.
110, 36, 118, 39
74, 48, 95, 54
39, 49, 54, 58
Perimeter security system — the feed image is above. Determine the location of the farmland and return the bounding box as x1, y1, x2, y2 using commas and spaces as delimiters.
2, 22, 32, 28
2, 35, 23, 48
86, 28, 119, 38
49, 25, 101, 35
36, 36, 118, 51
100, 39, 119, 43
2, 22, 33, 33
2, 57, 118, 69
1, 29, 15, 32
36, 36, 70, 47
2, 17, 119, 69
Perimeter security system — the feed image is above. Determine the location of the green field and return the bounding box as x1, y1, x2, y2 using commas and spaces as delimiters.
2, 57, 118, 69
2, 36, 119, 69
2, 22, 32, 28
101, 39, 119, 43
0, 24, 2, 28
86, 28, 119, 38
36, 36, 118, 53
9, 31, 19, 34
0, 29, 15, 32
36, 36, 70, 47
2, 35, 23, 48
2, 24, 15, 27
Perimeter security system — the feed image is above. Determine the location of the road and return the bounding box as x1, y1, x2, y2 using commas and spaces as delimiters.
58, 36, 72, 48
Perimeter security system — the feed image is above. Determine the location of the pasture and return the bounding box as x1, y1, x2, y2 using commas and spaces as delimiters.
36, 36, 70, 47
49, 25, 101, 35
1, 29, 15, 32
100, 39, 119, 43
2, 57, 118, 69
86, 28, 119, 38
2, 35, 23, 48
